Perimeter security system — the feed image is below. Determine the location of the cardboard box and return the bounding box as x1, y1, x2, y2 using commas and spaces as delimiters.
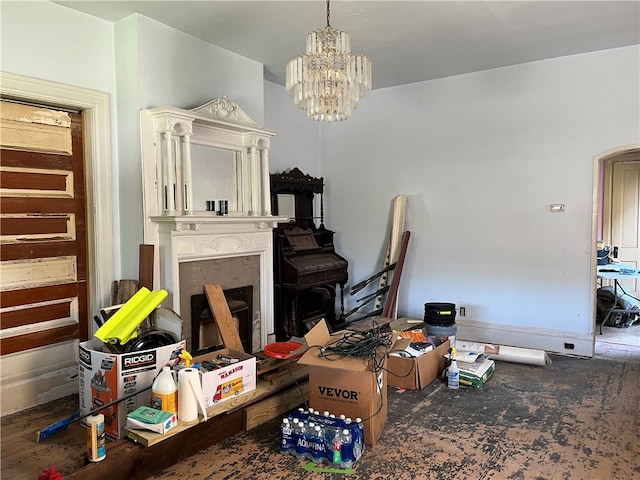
78, 339, 186, 439
298, 320, 395, 445
458, 356, 495, 388
195, 348, 257, 408
387, 339, 450, 390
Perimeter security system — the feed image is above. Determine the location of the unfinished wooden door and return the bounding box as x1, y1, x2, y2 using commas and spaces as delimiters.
0, 100, 89, 356
610, 160, 640, 296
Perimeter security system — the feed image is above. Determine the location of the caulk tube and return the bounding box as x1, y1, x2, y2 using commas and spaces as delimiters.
86, 414, 106, 462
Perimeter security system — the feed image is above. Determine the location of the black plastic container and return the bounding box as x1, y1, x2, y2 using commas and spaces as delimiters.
424, 302, 456, 326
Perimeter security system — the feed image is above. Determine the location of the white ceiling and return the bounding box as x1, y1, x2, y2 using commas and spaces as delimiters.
54, 1, 640, 90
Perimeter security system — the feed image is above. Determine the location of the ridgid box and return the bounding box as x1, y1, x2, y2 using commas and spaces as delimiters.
298, 320, 394, 445
195, 348, 257, 408
78, 339, 185, 439
387, 338, 450, 390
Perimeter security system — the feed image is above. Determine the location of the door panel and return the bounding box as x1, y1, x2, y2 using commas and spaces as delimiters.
611, 161, 640, 296
0, 101, 88, 355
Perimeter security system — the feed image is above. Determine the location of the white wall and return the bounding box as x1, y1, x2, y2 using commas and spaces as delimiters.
114, 15, 265, 277
264, 80, 320, 178
313, 45, 639, 354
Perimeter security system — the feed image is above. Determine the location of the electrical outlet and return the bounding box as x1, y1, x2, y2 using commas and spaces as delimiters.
459, 306, 466, 317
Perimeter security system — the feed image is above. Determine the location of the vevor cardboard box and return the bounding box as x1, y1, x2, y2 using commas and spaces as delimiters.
387, 338, 450, 390
78, 339, 186, 439
298, 320, 394, 445
194, 348, 257, 408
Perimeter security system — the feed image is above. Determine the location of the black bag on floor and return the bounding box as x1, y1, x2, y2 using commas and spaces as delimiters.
597, 286, 637, 327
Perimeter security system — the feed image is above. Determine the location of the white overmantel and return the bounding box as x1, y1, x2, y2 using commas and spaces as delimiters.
140, 97, 287, 349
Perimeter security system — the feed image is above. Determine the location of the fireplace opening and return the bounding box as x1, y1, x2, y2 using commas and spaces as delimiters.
190, 286, 253, 355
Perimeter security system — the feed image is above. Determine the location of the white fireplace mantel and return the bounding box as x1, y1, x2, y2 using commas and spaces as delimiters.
140, 97, 287, 350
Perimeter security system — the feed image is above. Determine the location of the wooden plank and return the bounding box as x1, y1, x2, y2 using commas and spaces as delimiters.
122, 368, 309, 447
203, 284, 244, 351
138, 244, 155, 291
111, 279, 138, 305
261, 361, 307, 382
382, 231, 411, 318
243, 381, 309, 431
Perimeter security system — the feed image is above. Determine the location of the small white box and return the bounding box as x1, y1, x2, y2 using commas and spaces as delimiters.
195, 348, 257, 408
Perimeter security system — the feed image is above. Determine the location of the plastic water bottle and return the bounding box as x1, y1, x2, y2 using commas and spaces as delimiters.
448, 347, 460, 389
330, 428, 343, 466
280, 418, 294, 454
354, 417, 365, 460
295, 420, 308, 459
339, 429, 353, 469
310, 425, 325, 464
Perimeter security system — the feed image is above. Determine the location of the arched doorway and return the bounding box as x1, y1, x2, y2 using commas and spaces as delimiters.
592, 145, 640, 354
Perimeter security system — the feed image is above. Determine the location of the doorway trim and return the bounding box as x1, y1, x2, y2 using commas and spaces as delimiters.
591, 143, 640, 349
0, 72, 114, 318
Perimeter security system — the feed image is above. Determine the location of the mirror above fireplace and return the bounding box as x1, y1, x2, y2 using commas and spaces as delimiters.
140, 96, 276, 235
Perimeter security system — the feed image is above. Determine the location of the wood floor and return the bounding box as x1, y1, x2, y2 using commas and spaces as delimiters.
2, 337, 639, 480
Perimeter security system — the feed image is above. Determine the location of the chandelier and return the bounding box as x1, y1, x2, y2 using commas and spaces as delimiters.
285, 0, 372, 122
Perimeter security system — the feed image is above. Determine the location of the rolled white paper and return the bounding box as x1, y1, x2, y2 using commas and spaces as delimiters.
456, 341, 551, 366
178, 368, 206, 423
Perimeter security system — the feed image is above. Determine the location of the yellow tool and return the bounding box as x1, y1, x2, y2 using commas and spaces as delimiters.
179, 350, 193, 368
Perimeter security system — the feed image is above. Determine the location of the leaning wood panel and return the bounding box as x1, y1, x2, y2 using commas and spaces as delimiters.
138, 244, 155, 291
243, 381, 309, 431
204, 284, 244, 351
1, 323, 79, 355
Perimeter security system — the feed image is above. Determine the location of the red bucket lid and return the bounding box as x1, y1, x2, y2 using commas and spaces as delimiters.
263, 341, 303, 359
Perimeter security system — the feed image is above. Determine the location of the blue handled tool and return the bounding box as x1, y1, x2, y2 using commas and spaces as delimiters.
36, 385, 152, 443
36, 409, 81, 443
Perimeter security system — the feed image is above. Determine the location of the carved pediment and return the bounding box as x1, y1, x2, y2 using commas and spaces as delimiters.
190, 96, 260, 128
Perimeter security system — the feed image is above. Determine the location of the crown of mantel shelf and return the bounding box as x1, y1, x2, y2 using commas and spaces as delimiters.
150, 214, 290, 232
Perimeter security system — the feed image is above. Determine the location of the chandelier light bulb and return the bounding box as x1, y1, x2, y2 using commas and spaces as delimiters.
285, 0, 372, 122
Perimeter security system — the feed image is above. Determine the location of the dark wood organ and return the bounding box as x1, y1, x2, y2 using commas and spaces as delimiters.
271, 168, 348, 340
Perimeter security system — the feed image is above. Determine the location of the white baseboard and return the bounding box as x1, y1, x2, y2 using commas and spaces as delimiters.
455, 319, 594, 358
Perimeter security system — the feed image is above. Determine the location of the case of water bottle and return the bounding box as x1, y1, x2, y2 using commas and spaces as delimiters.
280, 408, 365, 469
